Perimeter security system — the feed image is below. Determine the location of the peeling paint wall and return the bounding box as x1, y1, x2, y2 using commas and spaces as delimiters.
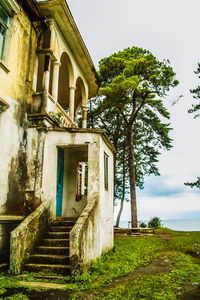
0, 5, 38, 265
0, 9, 37, 215
99, 137, 114, 252
42, 129, 114, 268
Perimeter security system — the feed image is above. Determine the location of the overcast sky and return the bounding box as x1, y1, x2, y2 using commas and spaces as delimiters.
67, 0, 200, 221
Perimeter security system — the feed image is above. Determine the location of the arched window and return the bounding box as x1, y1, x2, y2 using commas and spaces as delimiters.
74, 77, 86, 117
57, 52, 74, 111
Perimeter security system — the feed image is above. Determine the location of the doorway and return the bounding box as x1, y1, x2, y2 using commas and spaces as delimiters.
56, 147, 64, 217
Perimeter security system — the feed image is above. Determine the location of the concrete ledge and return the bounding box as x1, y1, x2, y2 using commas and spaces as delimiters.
114, 227, 155, 235
0, 215, 25, 223
70, 194, 98, 273
0, 97, 10, 112
10, 202, 50, 274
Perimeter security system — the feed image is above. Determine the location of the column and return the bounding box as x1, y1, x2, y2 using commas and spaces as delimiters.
69, 86, 76, 121
82, 105, 88, 128
52, 60, 61, 101
42, 52, 51, 93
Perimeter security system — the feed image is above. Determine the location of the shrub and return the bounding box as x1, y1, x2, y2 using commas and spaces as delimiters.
140, 221, 147, 228
148, 217, 162, 228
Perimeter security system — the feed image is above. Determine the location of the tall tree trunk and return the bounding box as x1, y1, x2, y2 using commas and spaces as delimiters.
115, 142, 126, 227
127, 125, 138, 228
115, 197, 125, 228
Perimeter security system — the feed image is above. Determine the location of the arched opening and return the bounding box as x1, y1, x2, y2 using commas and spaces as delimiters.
58, 52, 74, 110
74, 77, 86, 117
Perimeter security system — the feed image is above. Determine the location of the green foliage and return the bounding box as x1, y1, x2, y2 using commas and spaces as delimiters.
69, 231, 200, 299
148, 217, 162, 228
189, 62, 200, 118
184, 177, 200, 189
139, 221, 147, 228
0, 288, 6, 295
89, 46, 178, 226
70, 236, 165, 290
185, 63, 200, 188
4, 294, 29, 300
1, 231, 200, 300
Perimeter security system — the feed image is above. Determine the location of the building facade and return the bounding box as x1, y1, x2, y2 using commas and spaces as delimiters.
0, 0, 114, 273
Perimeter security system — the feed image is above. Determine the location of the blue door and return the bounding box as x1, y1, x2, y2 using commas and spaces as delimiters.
56, 148, 64, 217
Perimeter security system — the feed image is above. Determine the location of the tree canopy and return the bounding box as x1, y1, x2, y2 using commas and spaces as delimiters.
184, 64, 200, 189
189, 63, 200, 118
90, 46, 178, 227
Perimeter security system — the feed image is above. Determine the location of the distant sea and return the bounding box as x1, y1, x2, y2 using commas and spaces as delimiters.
119, 219, 200, 231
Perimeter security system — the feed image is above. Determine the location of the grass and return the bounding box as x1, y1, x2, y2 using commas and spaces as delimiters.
0, 229, 200, 299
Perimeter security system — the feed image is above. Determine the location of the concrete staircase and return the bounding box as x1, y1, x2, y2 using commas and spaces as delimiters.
24, 218, 77, 275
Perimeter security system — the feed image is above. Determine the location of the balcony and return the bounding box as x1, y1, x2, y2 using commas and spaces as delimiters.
32, 92, 77, 128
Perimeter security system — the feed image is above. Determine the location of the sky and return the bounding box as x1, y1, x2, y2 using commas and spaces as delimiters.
67, 0, 200, 222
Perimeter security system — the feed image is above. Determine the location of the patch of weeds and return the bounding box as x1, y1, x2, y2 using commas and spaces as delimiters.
0, 288, 6, 295
70, 235, 166, 293
4, 293, 29, 300
93, 250, 200, 300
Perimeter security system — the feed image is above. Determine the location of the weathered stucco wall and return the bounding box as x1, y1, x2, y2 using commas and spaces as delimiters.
0, 8, 38, 215
41, 129, 114, 270
41, 130, 101, 218
98, 137, 114, 252
10, 202, 50, 274
70, 194, 99, 272
0, 11, 37, 102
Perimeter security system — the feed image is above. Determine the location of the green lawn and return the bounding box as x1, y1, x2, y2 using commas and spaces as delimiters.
0, 229, 200, 299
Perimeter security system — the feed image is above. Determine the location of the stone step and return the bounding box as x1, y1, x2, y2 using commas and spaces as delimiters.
50, 226, 73, 232
29, 254, 69, 265
52, 220, 76, 227
36, 246, 69, 256
24, 263, 71, 275
45, 232, 69, 239
42, 239, 69, 247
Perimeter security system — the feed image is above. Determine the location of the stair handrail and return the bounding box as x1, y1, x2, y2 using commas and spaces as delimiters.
70, 193, 98, 273
10, 201, 50, 274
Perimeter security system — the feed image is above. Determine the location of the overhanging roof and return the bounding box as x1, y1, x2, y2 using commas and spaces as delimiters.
37, 0, 99, 98
17, 0, 47, 21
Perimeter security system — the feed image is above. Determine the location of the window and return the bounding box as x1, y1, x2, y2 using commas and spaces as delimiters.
0, 4, 9, 60
104, 152, 109, 190
76, 162, 88, 201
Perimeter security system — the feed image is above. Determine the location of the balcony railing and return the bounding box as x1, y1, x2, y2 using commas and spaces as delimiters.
32, 92, 77, 128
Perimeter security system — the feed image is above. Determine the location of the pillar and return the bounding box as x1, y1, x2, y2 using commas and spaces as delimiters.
69, 86, 76, 121
82, 105, 88, 128
52, 60, 61, 101
42, 52, 51, 93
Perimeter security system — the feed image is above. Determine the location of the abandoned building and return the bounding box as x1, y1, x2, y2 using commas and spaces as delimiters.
0, 0, 114, 274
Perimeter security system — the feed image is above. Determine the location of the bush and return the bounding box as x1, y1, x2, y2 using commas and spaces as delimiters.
148, 217, 162, 228
139, 221, 147, 228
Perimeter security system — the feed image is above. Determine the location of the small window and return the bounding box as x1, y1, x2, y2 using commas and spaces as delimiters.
0, 4, 9, 60
76, 162, 88, 201
104, 152, 109, 190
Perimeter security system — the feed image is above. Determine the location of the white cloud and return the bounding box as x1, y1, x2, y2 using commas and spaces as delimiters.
114, 191, 200, 222
67, 0, 200, 223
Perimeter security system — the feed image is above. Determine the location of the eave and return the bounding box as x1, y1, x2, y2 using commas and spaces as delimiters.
37, 0, 99, 98
17, 0, 47, 22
